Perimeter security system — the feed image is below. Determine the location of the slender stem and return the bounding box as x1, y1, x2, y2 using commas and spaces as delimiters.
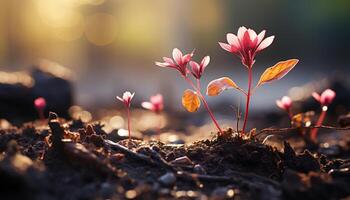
156, 113, 161, 140
288, 110, 293, 121
38, 109, 45, 120
183, 76, 223, 135
310, 106, 327, 142
127, 107, 131, 141
242, 67, 252, 134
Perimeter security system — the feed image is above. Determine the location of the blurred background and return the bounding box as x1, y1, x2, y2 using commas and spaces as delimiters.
0, 0, 349, 132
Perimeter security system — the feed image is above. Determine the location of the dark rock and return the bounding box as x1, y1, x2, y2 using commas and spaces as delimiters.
0, 60, 73, 124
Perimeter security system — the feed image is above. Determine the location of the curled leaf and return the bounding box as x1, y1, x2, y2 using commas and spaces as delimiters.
206, 77, 243, 96
257, 59, 299, 87
182, 89, 201, 112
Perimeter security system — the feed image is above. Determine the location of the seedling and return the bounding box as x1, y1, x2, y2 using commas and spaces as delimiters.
34, 97, 46, 120
117, 91, 135, 140
310, 89, 336, 142
156, 48, 223, 135
141, 94, 164, 114
142, 94, 164, 135
207, 26, 299, 134
276, 96, 293, 119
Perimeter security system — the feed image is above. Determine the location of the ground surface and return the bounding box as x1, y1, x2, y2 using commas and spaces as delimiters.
0, 112, 349, 200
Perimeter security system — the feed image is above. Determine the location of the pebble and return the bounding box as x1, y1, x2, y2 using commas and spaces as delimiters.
158, 172, 176, 186
170, 156, 194, 166
193, 164, 206, 174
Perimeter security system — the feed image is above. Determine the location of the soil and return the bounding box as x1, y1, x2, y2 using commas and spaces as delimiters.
0, 112, 349, 200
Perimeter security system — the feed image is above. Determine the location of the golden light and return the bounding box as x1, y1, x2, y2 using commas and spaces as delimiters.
109, 115, 124, 129
0, 71, 34, 87
84, 13, 117, 46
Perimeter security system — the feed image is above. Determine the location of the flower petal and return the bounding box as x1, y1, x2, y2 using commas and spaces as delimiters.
163, 57, 175, 65
116, 96, 123, 102
141, 102, 154, 110
242, 31, 252, 49
237, 26, 247, 40
172, 48, 183, 65
219, 42, 232, 52
190, 61, 201, 78
312, 92, 321, 103
276, 100, 284, 110
257, 30, 266, 44
247, 29, 257, 41
226, 33, 240, 48
155, 62, 170, 67
257, 36, 274, 51
200, 56, 210, 68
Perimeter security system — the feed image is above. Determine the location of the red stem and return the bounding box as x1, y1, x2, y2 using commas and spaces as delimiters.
310, 108, 327, 142
183, 76, 223, 135
127, 107, 131, 141
242, 67, 252, 134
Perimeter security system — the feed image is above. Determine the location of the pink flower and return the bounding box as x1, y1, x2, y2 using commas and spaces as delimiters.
34, 97, 46, 110
155, 48, 194, 76
141, 94, 164, 113
117, 91, 135, 107
312, 89, 336, 106
189, 56, 210, 79
219, 26, 275, 67
276, 96, 292, 111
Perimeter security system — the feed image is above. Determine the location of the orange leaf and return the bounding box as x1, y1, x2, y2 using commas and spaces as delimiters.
206, 77, 242, 96
182, 89, 201, 112
257, 59, 299, 87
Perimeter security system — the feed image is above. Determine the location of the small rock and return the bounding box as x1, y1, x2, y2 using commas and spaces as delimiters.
193, 164, 206, 174
158, 172, 176, 186
170, 156, 194, 166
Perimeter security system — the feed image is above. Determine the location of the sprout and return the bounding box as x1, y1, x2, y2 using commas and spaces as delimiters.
34, 97, 46, 120
310, 89, 336, 142
141, 94, 164, 114
276, 96, 293, 119
156, 49, 223, 135
208, 26, 299, 134
117, 91, 135, 140
142, 94, 164, 137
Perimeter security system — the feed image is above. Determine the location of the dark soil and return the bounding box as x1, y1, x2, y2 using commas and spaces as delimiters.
0, 112, 349, 200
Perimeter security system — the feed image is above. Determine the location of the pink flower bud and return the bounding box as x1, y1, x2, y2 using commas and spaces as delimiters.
312, 89, 336, 106
34, 97, 46, 110
155, 48, 194, 76
117, 91, 135, 107
190, 56, 210, 79
276, 96, 292, 111
141, 94, 164, 113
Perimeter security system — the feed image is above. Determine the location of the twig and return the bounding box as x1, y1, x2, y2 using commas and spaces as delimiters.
177, 170, 280, 188
256, 125, 350, 137
104, 139, 175, 171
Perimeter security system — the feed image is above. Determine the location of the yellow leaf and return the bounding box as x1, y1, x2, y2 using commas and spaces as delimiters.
257, 59, 299, 87
206, 77, 242, 96
182, 89, 201, 112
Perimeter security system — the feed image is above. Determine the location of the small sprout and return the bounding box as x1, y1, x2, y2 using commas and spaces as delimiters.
310, 89, 336, 142
34, 97, 46, 120
209, 26, 299, 134
276, 96, 293, 118
117, 91, 135, 140
141, 94, 164, 137
141, 94, 164, 114
156, 49, 223, 135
